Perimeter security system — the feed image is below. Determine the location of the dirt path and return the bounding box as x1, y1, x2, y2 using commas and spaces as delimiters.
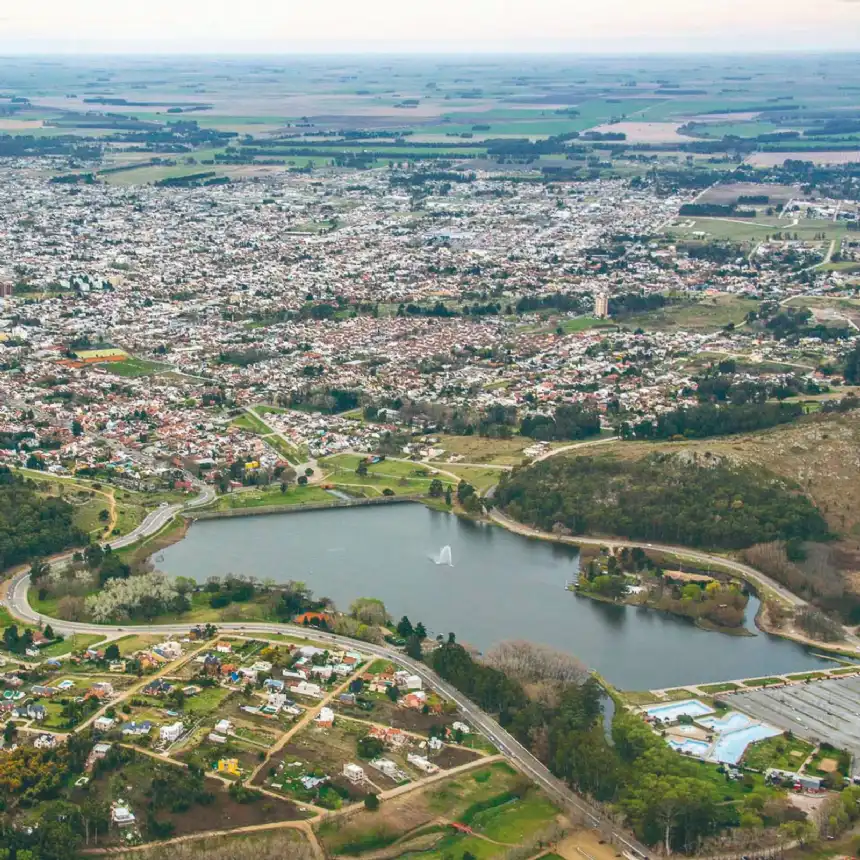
249, 665, 367, 783
80, 818, 323, 857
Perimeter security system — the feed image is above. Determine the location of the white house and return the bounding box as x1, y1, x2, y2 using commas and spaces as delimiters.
407, 753, 438, 774
93, 716, 116, 732
343, 762, 366, 784
159, 721, 184, 744
214, 719, 232, 735
111, 803, 136, 827
290, 680, 323, 698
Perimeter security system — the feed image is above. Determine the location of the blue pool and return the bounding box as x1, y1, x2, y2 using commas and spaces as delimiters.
646, 700, 714, 722
699, 713, 755, 733
670, 739, 711, 756
710, 724, 782, 765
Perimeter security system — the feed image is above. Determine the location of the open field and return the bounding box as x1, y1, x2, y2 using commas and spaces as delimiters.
620, 294, 760, 332
100, 356, 171, 377
428, 434, 540, 466
212, 484, 335, 511
666, 216, 849, 243
747, 151, 860, 167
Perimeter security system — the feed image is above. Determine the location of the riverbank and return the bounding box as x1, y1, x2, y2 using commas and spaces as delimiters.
189, 494, 423, 520
487, 507, 859, 658
571, 586, 755, 637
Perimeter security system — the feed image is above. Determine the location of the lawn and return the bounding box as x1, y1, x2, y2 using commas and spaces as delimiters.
230, 412, 272, 435
430, 434, 537, 466
40, 633, 105, 657
742, 677, 784, 687
213, 484, 334, 510
742, 734, 814, 771
115, 634, 163, 656
439, 464, 506, 493
100, 356, 170, 377
317, 762, 524, 856
182, 685, 234, 717
622, 294, 760, 333
699, 682, 741, 694
469, 792, 559, 843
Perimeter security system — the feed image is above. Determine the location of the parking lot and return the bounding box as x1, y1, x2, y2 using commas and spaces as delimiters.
725, 676, 860, 775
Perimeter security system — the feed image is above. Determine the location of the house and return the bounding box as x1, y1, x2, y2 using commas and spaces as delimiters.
370, 758, 407, 781
89, 681, 114, 698
452, 721, 471, 735
343, 763, 366, 784
159, 721, 184, 744
289, 680, 323, 698
315, 706, 335, 728
108, 661, 127, 673
338, 692, 356, 706
214, 719, 232, 735
428, 736, 444, 752
401, 691, 428, 710
93, 716, 116, 732
217, 758, 241, 777
111, 803, 136, 827
121, 721, 153, 737
143, 679, 172, 696
407, 753, 438, 774
208, 732, 227, 743
267, 692, 288, 712
264, 678, 285, 691
15, 703, 46, 721
215, 641, 232, 654
87, 742, 112, 769
34, 733, 58, 750
369, 725, 408, 748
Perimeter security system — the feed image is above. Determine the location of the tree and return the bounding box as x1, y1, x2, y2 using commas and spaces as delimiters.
297, 475, 308, 486
71, 419, 83, 437
405, 635, 423, 661
43, 624, 55, 640
444, 485, 452, 506
98, 509, 110, 522
415, 622, 427, 640
843, 340, 860, 384
356, 460, 369, 478
364, 793, 380, 811
429, 478, 444, 497
104, 643, 120, 661
385, 684, 400, 702
357, 736, 385, 759
396, 616, 414, 638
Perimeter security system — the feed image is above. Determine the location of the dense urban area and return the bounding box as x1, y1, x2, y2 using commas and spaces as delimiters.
2, 53, 860, 860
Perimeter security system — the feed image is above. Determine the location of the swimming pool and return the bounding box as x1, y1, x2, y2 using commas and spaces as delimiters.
646, 700, 714, 722
669, 738, 711, 757
699, 712, 755, 734
710, 724, 782, 765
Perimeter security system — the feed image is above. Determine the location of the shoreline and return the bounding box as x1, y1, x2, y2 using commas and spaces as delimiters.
485, 506, 859, 660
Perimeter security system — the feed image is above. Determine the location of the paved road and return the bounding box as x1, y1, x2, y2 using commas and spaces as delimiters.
4, 575, 648, 858
489, 509, 860, 650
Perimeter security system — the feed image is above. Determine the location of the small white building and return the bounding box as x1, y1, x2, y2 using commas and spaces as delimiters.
452, 721, 471, 735
111, 802, 136, 827
407, 753, 439, 774
343, 762, 366, 784
315, 706, 335, 726
159, 721, 184, 744
93, 716, 116, 732
214, 719, 232, 735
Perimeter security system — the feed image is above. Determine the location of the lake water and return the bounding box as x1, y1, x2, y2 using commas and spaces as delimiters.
158, 504, 837, 690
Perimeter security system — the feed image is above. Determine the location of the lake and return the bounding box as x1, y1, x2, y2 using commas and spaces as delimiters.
157, 504, 837, 690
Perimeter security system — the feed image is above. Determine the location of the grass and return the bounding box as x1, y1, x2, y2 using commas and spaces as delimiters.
40, 633, 105, 657
213, 484, 334, 510
182, 685, 234, 716
430, 434, 538, 466
470, 793, 559, 843
742, 734, 815, 771
699, 682, 741, 694
742, 677, 784, 687
115, 634, 163, 656
438, 465, 505, 493
231, 412, 271, 435
100, 356, 170, 377
622, 294, 760, 333
786, 672, 829, 682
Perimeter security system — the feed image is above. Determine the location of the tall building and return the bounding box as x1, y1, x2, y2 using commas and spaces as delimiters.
594, 292, 609, 319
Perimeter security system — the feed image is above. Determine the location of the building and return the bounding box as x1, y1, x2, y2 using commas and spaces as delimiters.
343, 762, 366, 784
217, 758, 241, 777
159, 721, 184, 744
111, 802, 136, 827
93, 716, 116, 732
407, 753, 439, 774
315, 706, 335, 727
594, 292, 609, 319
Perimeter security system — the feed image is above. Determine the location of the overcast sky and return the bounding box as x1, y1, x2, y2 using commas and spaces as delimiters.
1, 0, 859, 53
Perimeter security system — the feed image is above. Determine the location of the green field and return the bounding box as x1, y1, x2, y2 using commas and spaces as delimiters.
213, 484, 334, 510
622, 294, 760, 332
742, 734, 815, 771
99, 356, 170, 377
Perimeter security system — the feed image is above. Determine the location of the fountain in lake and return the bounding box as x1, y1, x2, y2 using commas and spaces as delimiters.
434, 545, 453, 566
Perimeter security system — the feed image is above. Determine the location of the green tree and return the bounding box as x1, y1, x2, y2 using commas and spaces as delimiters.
429, 478, 444, 497
364, 793, 380, 810
104, 643, 120, 662
396, 616, 413, 638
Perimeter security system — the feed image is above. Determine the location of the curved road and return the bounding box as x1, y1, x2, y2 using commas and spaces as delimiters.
4, 569, 647, 859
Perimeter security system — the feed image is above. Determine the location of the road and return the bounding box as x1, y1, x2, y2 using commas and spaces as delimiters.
4, 573, 649, 858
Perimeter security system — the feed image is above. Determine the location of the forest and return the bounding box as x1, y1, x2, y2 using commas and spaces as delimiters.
494, 453, 829, 550
429, 640, 810, 854
0, 467, 86, 572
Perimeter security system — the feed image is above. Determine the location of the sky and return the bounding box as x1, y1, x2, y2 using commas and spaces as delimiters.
1, 0, 859, 54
